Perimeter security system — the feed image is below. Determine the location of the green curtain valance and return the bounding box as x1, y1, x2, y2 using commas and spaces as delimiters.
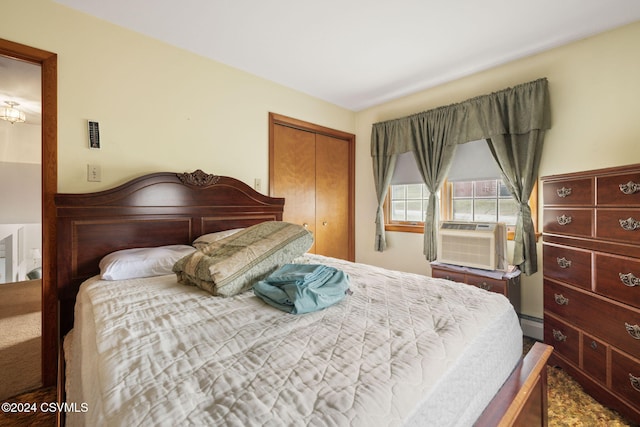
370, 78, 551, 156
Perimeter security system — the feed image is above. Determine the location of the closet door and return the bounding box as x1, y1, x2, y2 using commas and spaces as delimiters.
315, 134, 349, 260
271, 124, 317, 254
269, 113, 355, 261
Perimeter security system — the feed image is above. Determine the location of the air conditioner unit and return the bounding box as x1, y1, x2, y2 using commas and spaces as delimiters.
437, 221, 508, 271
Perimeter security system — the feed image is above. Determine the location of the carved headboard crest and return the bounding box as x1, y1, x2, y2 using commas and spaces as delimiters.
176, 169, 221, 187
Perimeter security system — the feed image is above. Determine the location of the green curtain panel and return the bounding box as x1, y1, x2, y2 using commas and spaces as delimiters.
371, 78, 550, 275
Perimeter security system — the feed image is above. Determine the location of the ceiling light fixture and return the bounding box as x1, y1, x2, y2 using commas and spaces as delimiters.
0, 101, 27, 124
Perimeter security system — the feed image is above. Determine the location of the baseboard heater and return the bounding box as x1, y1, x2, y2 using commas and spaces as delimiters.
520, 315, 543, 341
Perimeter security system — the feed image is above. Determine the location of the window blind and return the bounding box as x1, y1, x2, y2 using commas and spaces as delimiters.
446, 139, 502, 182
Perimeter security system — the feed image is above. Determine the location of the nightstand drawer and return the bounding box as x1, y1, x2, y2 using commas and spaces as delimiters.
431, 267, 465, 283
544, 313, 579, 365
543, 243, 592, 291
594, 253, 640, 309
611, 349, 640, 405
466, 275, 506, 294
543, 177, 594, 206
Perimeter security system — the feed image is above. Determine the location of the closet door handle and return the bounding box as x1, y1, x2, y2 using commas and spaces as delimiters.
322, 221, 328, 226
619, 181, 640, 195
619, 272, 640, 287
302, 223, 309, 228
619, 217, 640, 231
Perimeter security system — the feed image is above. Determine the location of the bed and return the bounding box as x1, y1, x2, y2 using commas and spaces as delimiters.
55, 170, 552, 427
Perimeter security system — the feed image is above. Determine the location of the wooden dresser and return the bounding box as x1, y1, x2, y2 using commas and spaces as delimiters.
541, 163, 640, 423
431, 262, 521, 313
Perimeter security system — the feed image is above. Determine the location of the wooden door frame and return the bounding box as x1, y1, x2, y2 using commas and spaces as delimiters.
268, 113, 355, 261
0, 38, 57, 387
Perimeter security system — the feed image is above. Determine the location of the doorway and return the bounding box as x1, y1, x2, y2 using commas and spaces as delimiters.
0, 55, 42, 399
0, 38, 57, 388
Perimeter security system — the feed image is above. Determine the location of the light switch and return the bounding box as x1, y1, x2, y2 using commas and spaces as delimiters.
88, 164, 101, 182
254, 178, 261, 191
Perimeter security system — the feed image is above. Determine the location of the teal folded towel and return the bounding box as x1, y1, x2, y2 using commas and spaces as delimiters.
253, 264, 350, 314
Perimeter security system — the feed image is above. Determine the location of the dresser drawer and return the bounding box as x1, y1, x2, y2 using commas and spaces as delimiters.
543, 177, 594, 206
543, 244, 592, 291
544, 313, 580, 365
594, 253, 640, 309
611, 349, 640, 407
543, 208, 593, 237
596, 171, 640, 206
465, 275, 506, 294
431, 267, 466, 283
582, 332, 607, 385
544, 279, 640, 358
596, 208, 640, 244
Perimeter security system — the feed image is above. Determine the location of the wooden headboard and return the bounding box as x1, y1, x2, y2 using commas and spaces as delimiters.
55, 170, 284, 336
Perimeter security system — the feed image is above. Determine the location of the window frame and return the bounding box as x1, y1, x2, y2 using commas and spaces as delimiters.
384, 180, 538, 240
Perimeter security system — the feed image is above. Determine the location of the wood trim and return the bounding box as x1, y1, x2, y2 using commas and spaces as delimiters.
0, 38, 58, 387
268, 113, 355, 261
475, 342, 553, 427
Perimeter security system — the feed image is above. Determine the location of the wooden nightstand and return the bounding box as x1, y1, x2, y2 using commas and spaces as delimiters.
430, 262, 521, 313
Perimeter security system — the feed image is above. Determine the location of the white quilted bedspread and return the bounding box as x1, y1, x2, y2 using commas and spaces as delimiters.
66, 254, 522, 427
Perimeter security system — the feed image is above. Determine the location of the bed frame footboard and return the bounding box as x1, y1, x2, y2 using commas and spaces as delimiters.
475, 342, 553, 426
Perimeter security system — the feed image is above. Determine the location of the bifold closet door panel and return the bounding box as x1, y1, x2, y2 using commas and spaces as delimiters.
272, 124, 317, 253
315, 134, 350, 260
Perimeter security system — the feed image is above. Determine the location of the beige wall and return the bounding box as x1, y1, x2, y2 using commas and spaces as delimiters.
1, 0, 355, 192
354, 21, 640, 318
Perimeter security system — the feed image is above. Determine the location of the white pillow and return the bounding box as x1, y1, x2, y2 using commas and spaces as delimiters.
192, 228, 244, 249
99, 245, 196, 280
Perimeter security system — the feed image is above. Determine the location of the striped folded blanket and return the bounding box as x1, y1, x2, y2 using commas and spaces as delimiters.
173, 221, 313, 297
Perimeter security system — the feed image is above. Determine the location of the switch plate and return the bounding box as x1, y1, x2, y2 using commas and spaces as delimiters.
254, 178, 261, 191
87, 164, 102, 182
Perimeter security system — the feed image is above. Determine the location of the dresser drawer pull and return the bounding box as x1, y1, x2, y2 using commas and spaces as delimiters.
630, 373, 640, 393
556, 214, 572, 226
625, 323, 640, 340
552, 329, 567, 342
619, 217, 640, 231
619, 181, 640, 195
619, 272, 640, 287
590, 341, 598, 350
556, 257, 572, 268
554, 293, 569, 305
477, 282, 492, 291
556, 187, 572, 198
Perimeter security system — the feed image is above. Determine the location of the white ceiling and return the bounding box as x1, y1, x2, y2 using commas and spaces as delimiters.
38, 2, 640, 110
0, 57, 41, 125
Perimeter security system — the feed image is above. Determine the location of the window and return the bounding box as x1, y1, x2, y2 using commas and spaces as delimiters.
449, 179, 518, 224
388, 183, 430, 225
384, 141, 537, 237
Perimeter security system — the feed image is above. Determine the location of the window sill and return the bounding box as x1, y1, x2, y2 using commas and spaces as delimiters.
385, 224, 423, 234
385, 225, 541, 242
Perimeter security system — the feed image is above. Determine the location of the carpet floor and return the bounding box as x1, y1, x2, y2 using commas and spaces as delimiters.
0, 279, 42, 400
1, 338, 636, 426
